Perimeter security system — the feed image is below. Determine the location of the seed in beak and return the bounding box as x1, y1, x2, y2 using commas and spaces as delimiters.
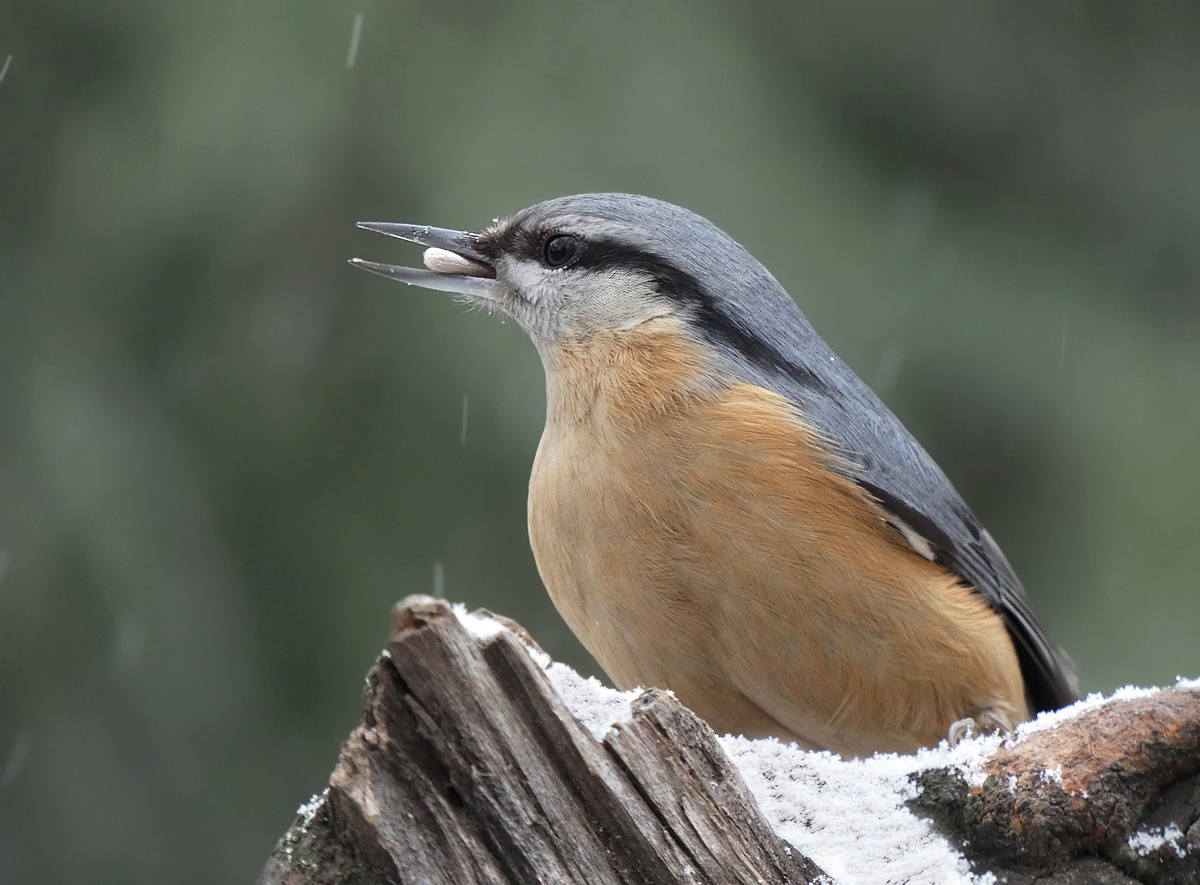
423, 247, 492, 277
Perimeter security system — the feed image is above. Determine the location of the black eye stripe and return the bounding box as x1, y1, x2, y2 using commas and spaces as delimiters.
568, 238, 830, 394
480, 226, 830, 395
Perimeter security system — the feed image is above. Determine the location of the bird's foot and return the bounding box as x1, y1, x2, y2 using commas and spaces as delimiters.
947, 708, 1015, 746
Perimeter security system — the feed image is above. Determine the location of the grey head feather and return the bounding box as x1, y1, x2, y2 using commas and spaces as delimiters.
500, 193, 1081, 713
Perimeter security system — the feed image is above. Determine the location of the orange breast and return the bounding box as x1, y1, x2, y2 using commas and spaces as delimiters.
528, 317, 1027, 755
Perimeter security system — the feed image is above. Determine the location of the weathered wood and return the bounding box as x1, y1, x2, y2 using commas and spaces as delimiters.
913, 686, 1200, 884
261, 597, 1200, 885
259, 596, 826, 885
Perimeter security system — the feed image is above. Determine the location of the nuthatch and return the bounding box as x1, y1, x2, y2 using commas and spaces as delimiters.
351, 194, 1080, 756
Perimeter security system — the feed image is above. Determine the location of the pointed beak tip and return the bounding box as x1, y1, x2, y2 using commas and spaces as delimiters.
352, 220, 491, 265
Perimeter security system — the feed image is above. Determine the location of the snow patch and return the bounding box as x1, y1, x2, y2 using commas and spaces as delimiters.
544, 663, 639, 740
1039, 765, 1063, 785
448, 605, 636, 739
1013, 685, 1161, 739
285, 789, 329, 861
522, 642, 552, 669
452, 603, 506, 641
720, 734, 1002, 885
1128, 823, 1189, 858
297, 790, 327, 829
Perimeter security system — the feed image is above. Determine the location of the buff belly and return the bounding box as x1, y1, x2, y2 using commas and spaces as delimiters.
527, 323, 1027, 756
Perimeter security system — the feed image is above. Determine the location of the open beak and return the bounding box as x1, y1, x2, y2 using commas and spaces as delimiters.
349, 222, 497, 298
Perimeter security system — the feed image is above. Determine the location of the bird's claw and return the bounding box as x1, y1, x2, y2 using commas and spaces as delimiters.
947, 708, 1015, 746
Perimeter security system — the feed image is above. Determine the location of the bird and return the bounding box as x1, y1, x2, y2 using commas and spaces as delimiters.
350, 194, 1080, 756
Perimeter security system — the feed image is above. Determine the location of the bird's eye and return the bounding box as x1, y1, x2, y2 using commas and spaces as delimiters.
542, 234, 580, 268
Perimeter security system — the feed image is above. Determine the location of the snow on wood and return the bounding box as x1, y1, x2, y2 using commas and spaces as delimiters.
260, 598, 1200, 885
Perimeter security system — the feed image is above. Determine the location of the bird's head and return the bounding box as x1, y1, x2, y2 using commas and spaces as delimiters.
351, 194, 813, 371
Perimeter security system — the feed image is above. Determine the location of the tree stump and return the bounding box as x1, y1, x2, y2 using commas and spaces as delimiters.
259, 597, 1200, 884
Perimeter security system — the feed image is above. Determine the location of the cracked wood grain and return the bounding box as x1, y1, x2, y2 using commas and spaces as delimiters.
259, 596, 825, 885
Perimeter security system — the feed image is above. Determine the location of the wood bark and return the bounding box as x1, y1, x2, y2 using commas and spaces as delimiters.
913, 685, 1200, 883
260, 597, 1200, 884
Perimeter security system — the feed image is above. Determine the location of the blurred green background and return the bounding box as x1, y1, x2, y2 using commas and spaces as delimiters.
2, 1, 1198, 881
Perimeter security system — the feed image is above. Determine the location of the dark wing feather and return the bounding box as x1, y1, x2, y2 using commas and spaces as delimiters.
679, 272, 1082, 711
779, 366, 1082, 714
857, 478, 1080, 713
672, 228, 1083, 712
